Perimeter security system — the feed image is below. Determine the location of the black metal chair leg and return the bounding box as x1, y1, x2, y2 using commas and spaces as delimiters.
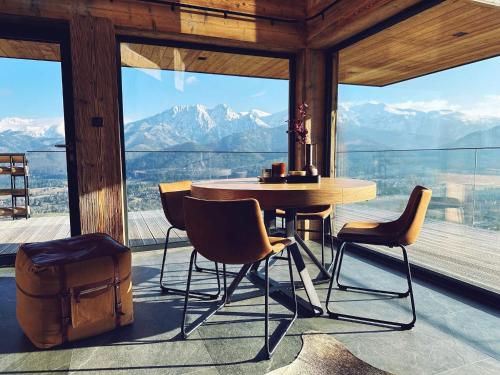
401, 245, 417, 328
327, 216, 335, 266
160, 228, 221, 300
336, 242, 409, 297
182, 250, 297, 359
183, 253, 228, 338
321, 218, 325, 266
265, 249, 298, 359
326, 243, 416, 330
159, 227, 173, 287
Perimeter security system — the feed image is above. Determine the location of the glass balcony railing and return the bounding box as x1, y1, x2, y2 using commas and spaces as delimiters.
335, 146, 500, 230
125, 150, 288, 212
335, 146, 500, 292
0, 150, 70, 217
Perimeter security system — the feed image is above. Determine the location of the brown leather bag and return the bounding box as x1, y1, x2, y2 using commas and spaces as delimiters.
15, 233, 134, 349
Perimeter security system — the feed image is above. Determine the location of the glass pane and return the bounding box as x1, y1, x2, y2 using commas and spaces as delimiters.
120, 43, 289, 247
0, 39, 70, 258
335, 55, 500, 292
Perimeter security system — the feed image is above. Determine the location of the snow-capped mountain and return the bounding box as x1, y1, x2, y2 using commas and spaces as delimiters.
124, 104, 288, 151
0, 117, 65, 152
0, 117, 64, 138
337, 102, 500, 151
1, 102, 499, 154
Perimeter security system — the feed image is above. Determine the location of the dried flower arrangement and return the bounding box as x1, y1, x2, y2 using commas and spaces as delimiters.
287, 103, 309, 144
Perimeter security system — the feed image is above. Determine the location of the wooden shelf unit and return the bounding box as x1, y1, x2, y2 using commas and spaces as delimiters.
0, 154, 30, 219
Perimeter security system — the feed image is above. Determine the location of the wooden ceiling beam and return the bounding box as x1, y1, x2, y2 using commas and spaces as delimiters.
0, 0, 306, 52
306, 0, 422, 49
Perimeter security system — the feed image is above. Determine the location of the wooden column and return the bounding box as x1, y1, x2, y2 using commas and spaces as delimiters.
70, 15, 125, 243
294, 48, 327, 172
294, 48, 327, 239
329, 52, 340, 178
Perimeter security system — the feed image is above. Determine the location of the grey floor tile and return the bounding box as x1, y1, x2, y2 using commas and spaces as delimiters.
437, 357, 500, 375
0, 243, 498, 375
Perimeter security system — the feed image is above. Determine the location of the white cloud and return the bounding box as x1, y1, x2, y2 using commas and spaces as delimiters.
250, 90, 266, 98
387, 100, 460, 113
345, 95, 500, 120
461, 95, 500, 120
185, 75, 198, 85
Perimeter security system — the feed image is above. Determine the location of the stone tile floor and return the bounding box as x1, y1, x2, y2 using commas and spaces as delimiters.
0, 242, 498, 374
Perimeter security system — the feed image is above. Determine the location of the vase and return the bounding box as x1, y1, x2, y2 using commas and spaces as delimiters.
302, 143, 318, 176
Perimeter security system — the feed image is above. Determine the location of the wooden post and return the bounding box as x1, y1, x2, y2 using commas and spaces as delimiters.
294, 48, 327, 239
329, 52, 340, 235
70, 16, 125, 243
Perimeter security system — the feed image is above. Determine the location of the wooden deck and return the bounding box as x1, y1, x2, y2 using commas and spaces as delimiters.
334, 205, 500, 294
0, 208, 498, 292
0, 210, 186, 256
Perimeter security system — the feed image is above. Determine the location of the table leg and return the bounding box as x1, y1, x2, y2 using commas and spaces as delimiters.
224, 263, 253, 303
224, 209, 324, 316
294, 234, 332, 280
285, 208, 323, 316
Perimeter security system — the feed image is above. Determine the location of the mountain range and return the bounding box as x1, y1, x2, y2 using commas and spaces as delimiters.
0, 102, 499, 155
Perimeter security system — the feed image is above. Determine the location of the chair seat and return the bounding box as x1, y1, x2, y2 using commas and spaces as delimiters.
269, 237, 293, 253
338, 221, 400, 246
276, 205, 332, 220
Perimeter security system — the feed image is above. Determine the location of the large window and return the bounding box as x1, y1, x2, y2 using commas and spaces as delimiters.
0, 38, 73, 259
335, 55, 500, 292
119, 41, 290, 247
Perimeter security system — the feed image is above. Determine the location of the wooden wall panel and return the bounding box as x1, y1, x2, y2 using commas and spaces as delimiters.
70, 16, 125, 243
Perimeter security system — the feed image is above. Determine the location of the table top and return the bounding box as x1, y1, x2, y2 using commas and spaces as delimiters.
191, 177, 376, 210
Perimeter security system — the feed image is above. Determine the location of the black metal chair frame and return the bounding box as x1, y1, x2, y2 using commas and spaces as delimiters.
182, 248, 298, 359
159, 226, 221, 300
326, 241, 416, 330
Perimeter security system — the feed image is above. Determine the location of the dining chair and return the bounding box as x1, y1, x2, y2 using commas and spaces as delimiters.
326, 186, 432, 330
182, 197, 298, 359
276, 205, 334, 267
158, 181, 220, 299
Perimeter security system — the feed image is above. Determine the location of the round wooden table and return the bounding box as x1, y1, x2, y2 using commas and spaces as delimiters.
191, 177, 376, 209
191, 177, 377, 316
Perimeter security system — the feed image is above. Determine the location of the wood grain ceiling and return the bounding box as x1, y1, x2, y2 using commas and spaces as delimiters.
0, 39, 289, 80
0, 39, 60, 61
339, 0, 500, 86
120, 43, 289, 79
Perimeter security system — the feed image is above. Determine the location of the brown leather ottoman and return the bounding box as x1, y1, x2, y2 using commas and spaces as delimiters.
15, 233, 134, 348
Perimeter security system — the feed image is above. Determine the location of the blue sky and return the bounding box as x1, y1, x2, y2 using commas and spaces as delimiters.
339, 56, 500, 118
120, 68, 289, 122
0, 58, 289, 121
1, 55, 500, 121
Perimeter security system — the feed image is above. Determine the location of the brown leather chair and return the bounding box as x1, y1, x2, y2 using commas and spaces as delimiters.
276, 205, 334, 266
326, 186, 432, 330
182, 197, 298, 359
159, 181, 220, 299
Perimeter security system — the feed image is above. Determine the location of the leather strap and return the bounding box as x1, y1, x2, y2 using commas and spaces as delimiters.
112, 255, 123, 327
59, 265, 70, 344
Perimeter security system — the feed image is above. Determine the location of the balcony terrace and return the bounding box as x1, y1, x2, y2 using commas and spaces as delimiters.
1, 203, 499, 295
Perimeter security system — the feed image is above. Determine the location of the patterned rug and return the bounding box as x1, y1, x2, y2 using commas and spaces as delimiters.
267, 331, 392, 375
